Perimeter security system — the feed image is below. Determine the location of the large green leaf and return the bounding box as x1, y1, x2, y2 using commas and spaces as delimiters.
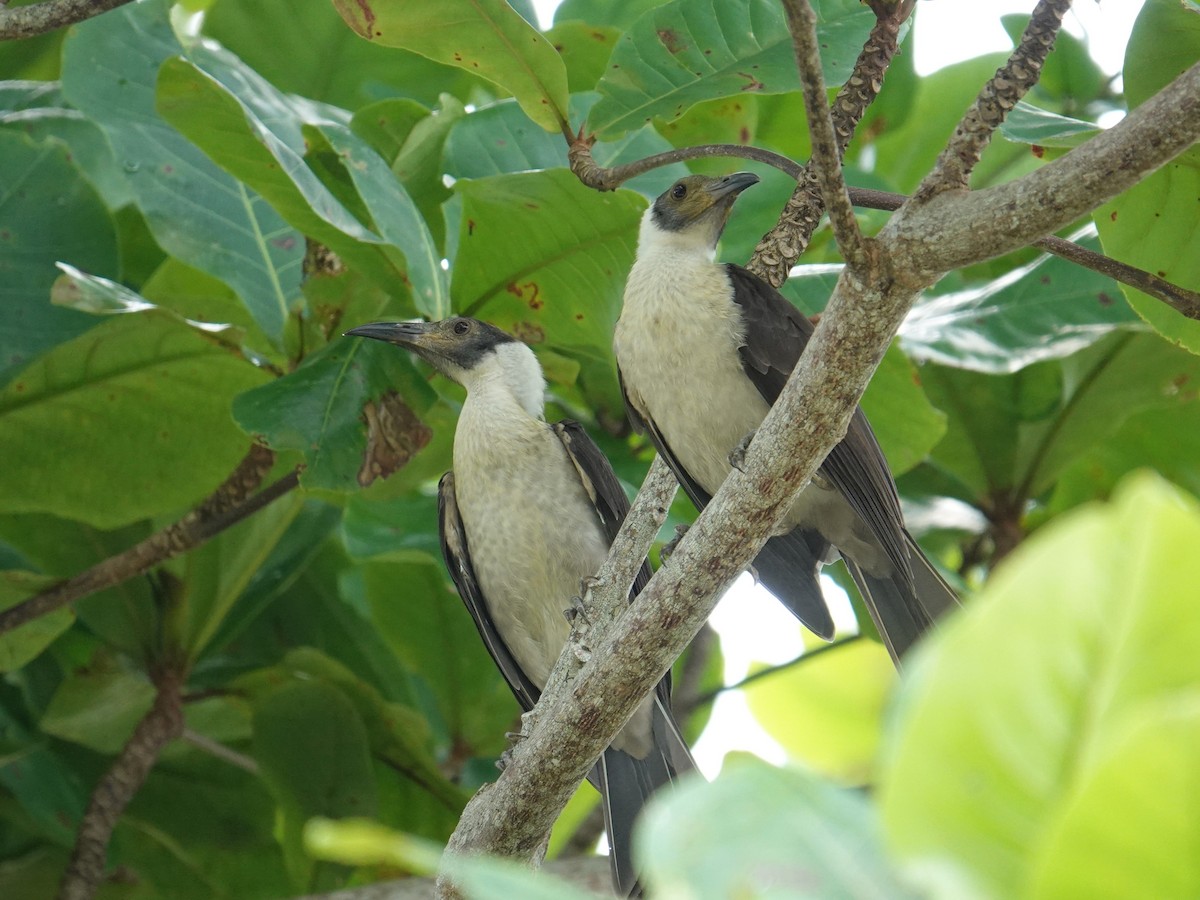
450, 169, 645, 415
60, 0, 303, 346
251, 677, 378, 886
331, 0, 570, 134
0, 706, 85, 847
901, 233, 1138, 373
355, 559, 519, 756
232, 336, 435, 492
1095, 162, 1200, 354
640, 756, 912, 899
156, 51, 449, 319
0, 311, 269, 529
0, 131, 116, 386
881, 474, 1200, 899
858, 344, 946, 476
744, 639, 894, 784
40, 666, 156, 754
204, 0, 489, 112
442, 93, 688, 197
587, 0, 874, 138
1123, 0, 1200, 118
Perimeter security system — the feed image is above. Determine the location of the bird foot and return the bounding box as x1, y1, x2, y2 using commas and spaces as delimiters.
498, 719, 533, 770
729, 430, 756, 472
659, 523, 690, 563
564, 597, 593, 662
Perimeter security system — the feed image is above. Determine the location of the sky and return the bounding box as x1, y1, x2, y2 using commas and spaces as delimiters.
530, 0, 1146, 778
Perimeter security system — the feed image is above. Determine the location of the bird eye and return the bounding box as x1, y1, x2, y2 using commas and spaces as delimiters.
453, 319, 470, 335
671, 183, 687, 200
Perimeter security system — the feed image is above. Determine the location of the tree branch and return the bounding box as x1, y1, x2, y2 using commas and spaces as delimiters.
892, 60, 1200, 279
567, 138, 803, 190
58, 664, 186, 900
914, 0, 1073, 202
0, 0, 133, 40
0, 445, 300, 636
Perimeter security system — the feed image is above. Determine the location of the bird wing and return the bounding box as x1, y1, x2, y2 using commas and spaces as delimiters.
619, 366, 835, 638
437, 471, 541, 712
724, 264, 910, 579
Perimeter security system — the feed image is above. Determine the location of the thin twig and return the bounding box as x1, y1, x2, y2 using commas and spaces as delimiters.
181, 729, 260, 775
913, 0, 1073, 202
0, 0, 132, 39
0, 446, 299, 636
780, 0, 866, 267
749, 1, 914, 284
568, 138, 803, 191
58, 665, 186, 900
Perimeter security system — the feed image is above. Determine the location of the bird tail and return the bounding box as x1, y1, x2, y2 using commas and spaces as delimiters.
752, 529, 836, 640
844, 528, 959, 666
595, 694, 696, 897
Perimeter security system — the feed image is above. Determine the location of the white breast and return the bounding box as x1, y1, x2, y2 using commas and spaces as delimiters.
615, 244, 770, 498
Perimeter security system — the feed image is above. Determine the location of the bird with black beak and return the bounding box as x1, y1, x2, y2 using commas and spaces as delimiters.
345, 317, 693, 896
614, 173, 959, 664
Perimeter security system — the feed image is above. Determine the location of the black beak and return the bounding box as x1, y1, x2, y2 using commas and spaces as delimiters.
706, 171, 760, 202
344, 321, 434, 346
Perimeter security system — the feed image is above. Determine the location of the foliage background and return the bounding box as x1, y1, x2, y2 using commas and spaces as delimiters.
0, 0, 1198, 896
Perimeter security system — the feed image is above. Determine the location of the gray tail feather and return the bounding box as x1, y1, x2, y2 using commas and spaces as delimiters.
753, 530, 836, 640
845, 529, 959, 666
596, 694, 696, 897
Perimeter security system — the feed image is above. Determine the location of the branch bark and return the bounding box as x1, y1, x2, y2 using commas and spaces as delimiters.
0, 446, 299, 637
0, 0, 133, 40
58, 665, 186, 900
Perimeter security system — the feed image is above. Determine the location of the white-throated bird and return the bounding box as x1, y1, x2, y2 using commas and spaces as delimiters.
614, 173, 958, 664
346, 317, 693, 895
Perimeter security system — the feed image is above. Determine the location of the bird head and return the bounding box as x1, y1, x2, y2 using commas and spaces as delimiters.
345, 317, 546, 417
645, 172, 760, 252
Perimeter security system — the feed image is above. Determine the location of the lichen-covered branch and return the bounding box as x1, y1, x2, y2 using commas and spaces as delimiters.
0, 0, 133, 39
913, 0, 1072, 202
748, 0, 914, 284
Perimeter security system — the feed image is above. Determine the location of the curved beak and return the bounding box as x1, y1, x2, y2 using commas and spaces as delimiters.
704, 171, 760, 203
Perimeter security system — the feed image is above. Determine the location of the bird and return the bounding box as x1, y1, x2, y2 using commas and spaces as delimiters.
345, 317, 693, 896
613, 172, 959, 665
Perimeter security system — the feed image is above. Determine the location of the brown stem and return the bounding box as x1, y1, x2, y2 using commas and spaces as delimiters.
57, 665, 186, 900
913, 0, 1073, 202
0, 0, 133, 39
748, 2, 912, 284
0, 446, 300, 636
568, 137, 803, 191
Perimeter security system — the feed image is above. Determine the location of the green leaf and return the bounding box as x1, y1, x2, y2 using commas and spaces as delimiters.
0, 706, 86, 846
0, 131, 116, 385
860, 344, 947, 476
331, 0, 570, 134
1095, 162, 1200, 354
901, 233, 1138, 373
1124, 0, 1200, 117
356, 559, 519, 755
451, 169, 646, 416
156, 50, 449, 320
341, 492, 443, 561
203, 0, 489, 112
744, 639, 895, 783
443, 93, 688, 197
60, 0, 303, 346
587, 0, 874, 138
999, 102, 1102, 152
170, 492, 305, 662
0, 572, 73, 673
41, 667, 156, 754
0, 311, 270, 529
233, 337, 435, 492
881, 474, 1200, 899
640, 756, 912, 899
251, 678, 378, 886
